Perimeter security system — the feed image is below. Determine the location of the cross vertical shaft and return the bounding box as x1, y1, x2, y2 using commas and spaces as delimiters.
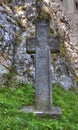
35, 20, 52, 111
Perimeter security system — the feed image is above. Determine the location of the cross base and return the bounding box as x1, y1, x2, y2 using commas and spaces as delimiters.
20, 106, 62, 118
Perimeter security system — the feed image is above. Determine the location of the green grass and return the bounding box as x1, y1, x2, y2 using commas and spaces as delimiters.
0, 83, 78, 130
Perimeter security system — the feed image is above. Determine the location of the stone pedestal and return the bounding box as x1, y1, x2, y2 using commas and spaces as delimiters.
21, 106, 62, 118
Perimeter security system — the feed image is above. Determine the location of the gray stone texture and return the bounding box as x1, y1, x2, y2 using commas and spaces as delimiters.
35, 19, 52, 111
50, 1, 78, 82
36, 48, 52, 111
0, 0, 78, 89
23, 11, 62, 115
26, 36, 60, 53
21, 106, 62, 118
59, 0, 78, 13
26, 19, 57, 111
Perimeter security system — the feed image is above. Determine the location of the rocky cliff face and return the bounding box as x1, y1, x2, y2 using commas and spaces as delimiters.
50, 1, 78, 87
0, 0, 78, 89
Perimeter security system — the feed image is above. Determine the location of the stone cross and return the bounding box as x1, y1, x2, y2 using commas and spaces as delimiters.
26, 19, 61, 115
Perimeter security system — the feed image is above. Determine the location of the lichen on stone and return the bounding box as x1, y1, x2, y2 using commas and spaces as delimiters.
36, 0, 51, 20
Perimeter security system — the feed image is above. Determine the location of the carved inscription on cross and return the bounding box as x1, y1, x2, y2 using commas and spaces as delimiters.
26, 19, 60, 111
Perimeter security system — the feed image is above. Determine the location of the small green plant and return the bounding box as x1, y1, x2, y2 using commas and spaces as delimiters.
50, 26, 54, 37
37, 1, 51, 20
3, 72, 14, 87
0, 24, 4, 29
2, 66, 17, 87
26, 69, 32, 74
15, 17, 24, 28
0, 36, 4, 42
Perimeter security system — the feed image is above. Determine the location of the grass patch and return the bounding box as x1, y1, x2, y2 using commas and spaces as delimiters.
0, 83, 78, 130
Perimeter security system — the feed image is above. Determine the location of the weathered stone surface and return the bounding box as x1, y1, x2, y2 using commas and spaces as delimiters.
26, 36, 60, 53
50, 1, 78, 84
26, 19, 54, 111
25, 12, 62, 117
35, 48, 52, 111
51, 56, 75, 90
20, 106, 62, 118
0, 0, 36, 84
59, 0, 78, 14
0, 0, 78, 89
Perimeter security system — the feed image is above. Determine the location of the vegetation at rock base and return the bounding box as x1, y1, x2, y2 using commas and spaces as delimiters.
37, 0, 51, 20
0, 83, 78, 130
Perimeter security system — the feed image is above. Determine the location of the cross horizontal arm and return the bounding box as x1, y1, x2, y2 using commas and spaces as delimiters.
26, 36, 60, 54
26, 38, 36, 53
49, 36, 60, 53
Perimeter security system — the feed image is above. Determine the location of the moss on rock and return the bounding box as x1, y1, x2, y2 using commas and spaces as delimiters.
37, 0, 51, 20
38, 6, 51, 20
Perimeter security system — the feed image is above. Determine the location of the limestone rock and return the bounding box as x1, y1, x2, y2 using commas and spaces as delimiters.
0, 0, 78, 89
